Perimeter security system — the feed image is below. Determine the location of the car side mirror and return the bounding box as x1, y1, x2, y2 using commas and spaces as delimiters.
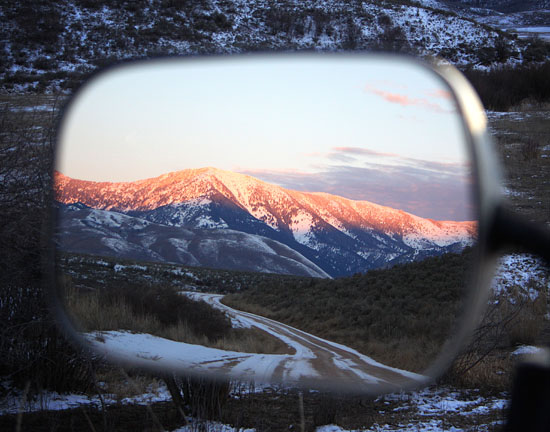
47, 53, 547, 395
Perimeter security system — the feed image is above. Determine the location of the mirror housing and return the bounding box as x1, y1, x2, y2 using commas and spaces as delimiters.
47, 53, 502, 395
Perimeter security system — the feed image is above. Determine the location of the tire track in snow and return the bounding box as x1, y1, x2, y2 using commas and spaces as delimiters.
186, 292, 425, 392
86, 292, 425, 393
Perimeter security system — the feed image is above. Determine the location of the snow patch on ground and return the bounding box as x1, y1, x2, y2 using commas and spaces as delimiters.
410, 0, 448, 11
169, 237, 191, 250
171, 268, 199, 280
491, 254, 549, 302
196, 215, 229, 229
0, 382, 172, 415
502, 187, 524, 198
172, 423, 255, 432
114, 263, 148, 272
1, 379, 509, 431
316, 386, 508, 431
512, 345, 544, 356
101, 237, 131, 253
318, 423, 460, 432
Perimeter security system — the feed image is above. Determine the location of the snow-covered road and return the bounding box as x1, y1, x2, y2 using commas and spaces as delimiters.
86, 292, 425, 393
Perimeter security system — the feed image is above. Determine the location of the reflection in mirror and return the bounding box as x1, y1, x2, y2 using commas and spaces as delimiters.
54, 55, 477, 392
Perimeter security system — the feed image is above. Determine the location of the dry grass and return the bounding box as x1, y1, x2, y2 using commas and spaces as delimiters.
445, 279, 548, 391
446, 350, 514, 392
361, 337, 444, 373
214, 328, 294, 355
93, 367, 164, 402
500, 291, 547, 347
61, 274, 292, 355
65, 282, 162, 335
490, 109, 550, 226
223, 294, 458, 374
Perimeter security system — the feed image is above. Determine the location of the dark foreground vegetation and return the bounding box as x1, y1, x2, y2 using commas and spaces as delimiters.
464, 60, 550, 111
0, 383, 508, 432
58, 251, 310, 294
489, 108, 550, 226
0, 0, 532, 92
0, 95, 95, 397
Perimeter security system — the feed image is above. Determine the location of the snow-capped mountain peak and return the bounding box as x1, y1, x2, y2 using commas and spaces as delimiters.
54, 168, 476, 277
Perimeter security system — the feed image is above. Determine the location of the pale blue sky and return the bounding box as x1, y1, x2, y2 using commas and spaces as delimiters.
56, 54, 474, 220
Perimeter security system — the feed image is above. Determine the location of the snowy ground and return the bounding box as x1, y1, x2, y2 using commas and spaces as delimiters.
473, 8, 550, 42
0, 380, 172, 415
314, 386, 509, 431
1, 381, 510, 431
1, 0, 531, 93
492, 253, 549, 301
85, 293, 424, 393
173, 422, 256, 432
511, 26, 550, 41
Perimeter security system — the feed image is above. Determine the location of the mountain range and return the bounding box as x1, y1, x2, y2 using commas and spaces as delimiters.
54, 168, 475, 278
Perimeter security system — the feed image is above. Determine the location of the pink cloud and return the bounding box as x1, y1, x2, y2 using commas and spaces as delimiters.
364, 85, 451, 113
237, 165, 474, 221
427, 88, 453, 100
365, 86, 418, 107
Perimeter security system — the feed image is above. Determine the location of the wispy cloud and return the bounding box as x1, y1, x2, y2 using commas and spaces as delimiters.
331, 147, 400, 159
329, 146, 469, 176
238, 164, 474, 221
364, 85, 453, 114
427, 88, 452, 100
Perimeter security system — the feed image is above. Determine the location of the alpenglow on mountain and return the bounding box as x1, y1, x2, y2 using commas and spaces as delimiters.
54, 168, 476, 277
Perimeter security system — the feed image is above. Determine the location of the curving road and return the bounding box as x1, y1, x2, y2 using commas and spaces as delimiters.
87, 292, 425, 393
184, 292, 425, 392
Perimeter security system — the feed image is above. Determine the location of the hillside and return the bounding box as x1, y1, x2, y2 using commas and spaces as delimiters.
1, 0, 543, 93
57, 247, 473, 373
223, 246, 473, 372
440, 0, 550, 13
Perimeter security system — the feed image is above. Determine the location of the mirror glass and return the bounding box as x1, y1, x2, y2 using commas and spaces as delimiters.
54, 54, 477, 393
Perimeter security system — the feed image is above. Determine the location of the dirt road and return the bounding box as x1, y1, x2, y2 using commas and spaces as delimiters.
87, 292, 425, 393
185, 292, 425, 392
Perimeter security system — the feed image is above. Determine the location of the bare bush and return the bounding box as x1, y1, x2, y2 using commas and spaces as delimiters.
445, 280, 547, 390
164, 375, 231, 423
521, 137, 543, 162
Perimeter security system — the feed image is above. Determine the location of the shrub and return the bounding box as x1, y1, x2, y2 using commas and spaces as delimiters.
64, 279, 233, 342
446, 279, 548, 390
32, 57, 56, 71
521, 137, 543, 162
464, 61, 550, 111
523, 36, 550, 62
